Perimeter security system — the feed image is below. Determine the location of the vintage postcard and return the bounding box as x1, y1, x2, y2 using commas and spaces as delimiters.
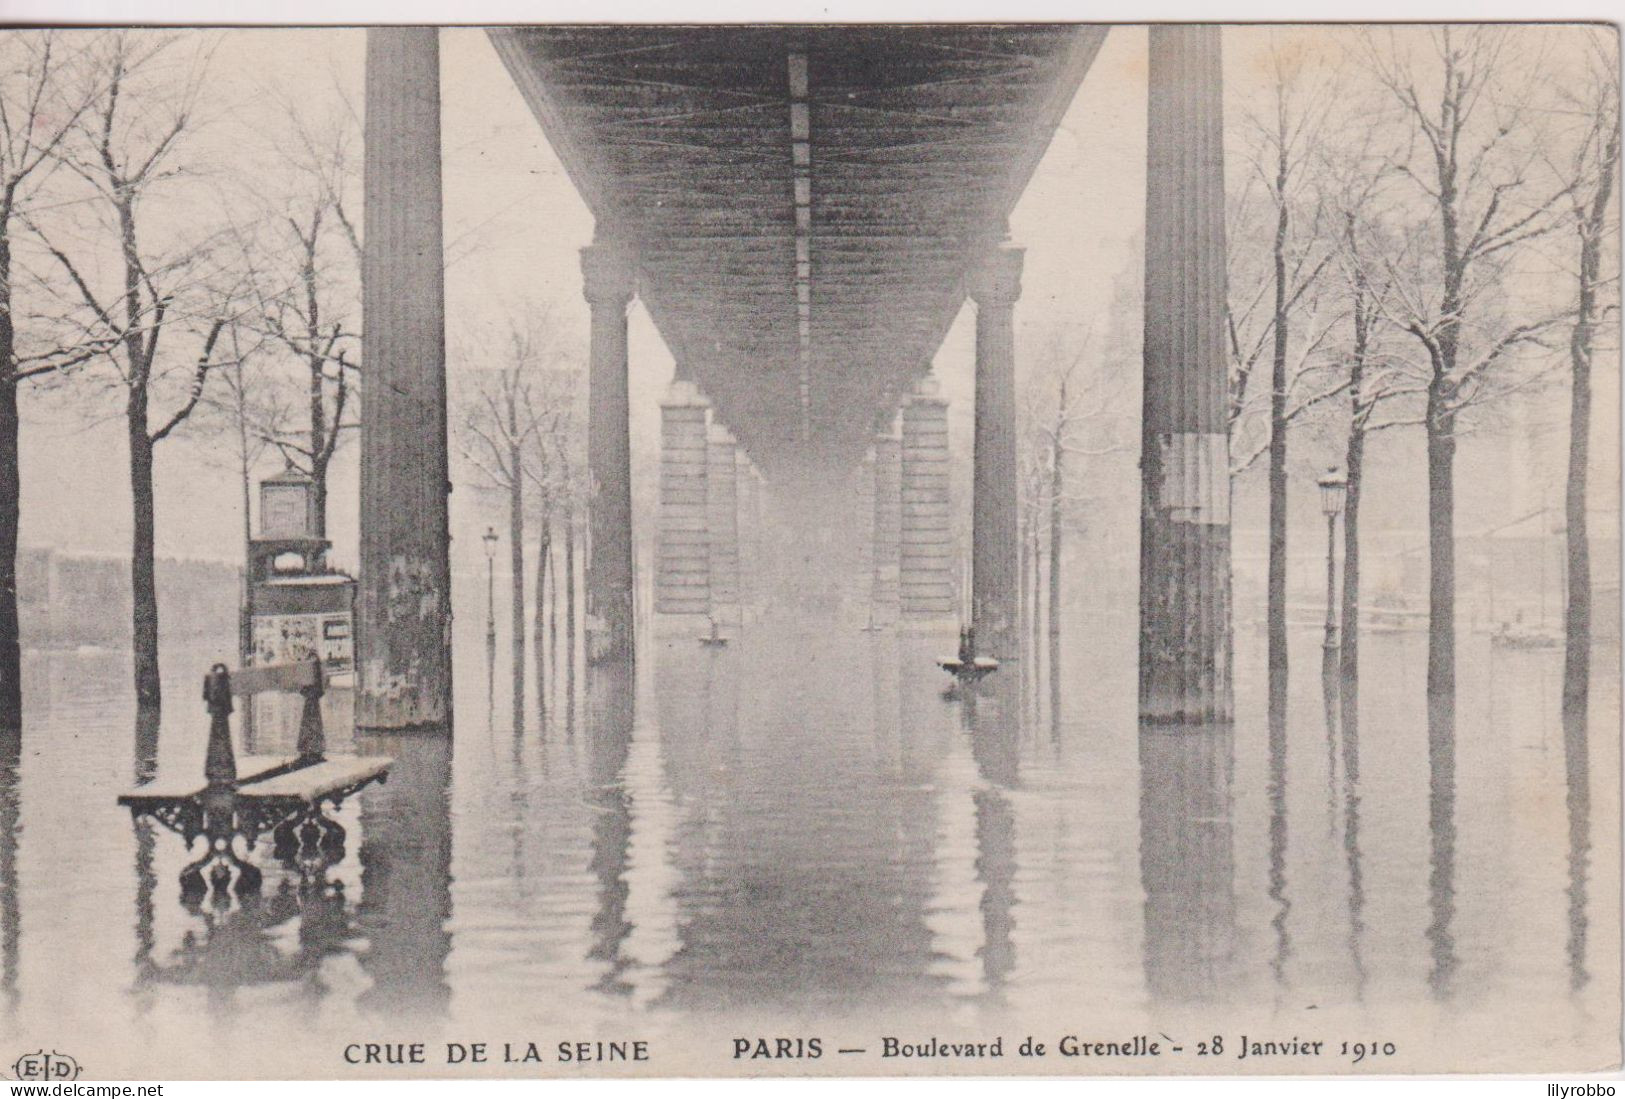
0, 19, 1617, 1081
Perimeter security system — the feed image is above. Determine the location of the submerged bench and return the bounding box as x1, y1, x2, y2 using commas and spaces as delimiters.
118, 658, 392, 901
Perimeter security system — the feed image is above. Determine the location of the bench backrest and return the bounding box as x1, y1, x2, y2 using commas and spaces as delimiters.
229, 661, 322, 696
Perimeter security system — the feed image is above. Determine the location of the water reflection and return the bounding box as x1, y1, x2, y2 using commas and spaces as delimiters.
1266, 682, 1290, 988
1562, 706, 1590, 991
585, 662, 634, 995
352, 730, 453, 1017
0, 615, 1611, 1064
1426, 692, 1458, 996
1139, 723, 1235, 1003
1, 725, 18, 1016
963, 673, 1018, 1001
1337, 667, 1368, 999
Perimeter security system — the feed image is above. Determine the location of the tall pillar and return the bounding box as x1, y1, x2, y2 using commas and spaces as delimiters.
706, 423, 741, 626
655, 379, 710, 630
357, 28, 451, 729
968, 245, 1023, 660
582, 237, 638, 666
900, 378, 954, 624
872, 422, 902, 626
1140, 25, 1232, 725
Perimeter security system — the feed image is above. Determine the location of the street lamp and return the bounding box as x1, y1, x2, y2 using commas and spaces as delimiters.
482, 526, 499, 650
1318, 466, 1349, 653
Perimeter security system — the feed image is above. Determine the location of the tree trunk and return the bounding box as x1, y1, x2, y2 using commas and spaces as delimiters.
564, 511, 577, 704
1339, 413, 1364, 740
1563, 170, 1611, 719
0, 232, 20, 731
534, 528, 549, 714
1047, 439, 1063, 662
548, 529, 560, 690
1266, 145, 1291, 697
509, 445, 525, 736
128, 391, 161, 712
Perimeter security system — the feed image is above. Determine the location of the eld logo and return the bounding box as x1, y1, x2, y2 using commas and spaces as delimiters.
12, 1049, 82, 1080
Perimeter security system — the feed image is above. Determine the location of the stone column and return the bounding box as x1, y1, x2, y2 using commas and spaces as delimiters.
1140, 25, 1232, 725
357, 28, 452, 730
655, 379, 710, 631
582, 237, 638, 667
968, 245, 1023, 661
900, 377, 954, 624
707, 423, 742, 626
872, 421, 902, 627
850, 451, 876, 624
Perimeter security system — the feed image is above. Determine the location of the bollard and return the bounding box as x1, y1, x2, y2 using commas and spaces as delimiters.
297, 654, 327, 763
202, 663, 237, 788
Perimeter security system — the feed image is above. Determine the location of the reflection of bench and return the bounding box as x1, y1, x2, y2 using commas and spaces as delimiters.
117, 661, 391, 901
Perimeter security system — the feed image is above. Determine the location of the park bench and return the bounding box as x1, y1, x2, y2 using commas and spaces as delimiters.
117, 657, 392, 901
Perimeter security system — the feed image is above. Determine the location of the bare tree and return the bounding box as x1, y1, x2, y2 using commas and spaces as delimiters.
0, 32, 101, 731
1018, 325, 1128, 700
459, 320, 544, 733
1362, 26, 1574, 746
1548, 34, 1620, 724
1226, 32, 1342, 698
33, 32, 232, 712
233, 103, 361, 536
197, 319, 283, 661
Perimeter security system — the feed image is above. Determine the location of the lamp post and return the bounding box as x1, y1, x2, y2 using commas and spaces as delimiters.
1318, 467, 1348, 654
482, 526, 499, 651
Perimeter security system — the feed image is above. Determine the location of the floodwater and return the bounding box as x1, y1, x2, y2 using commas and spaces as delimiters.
0, 594, 1618, 1076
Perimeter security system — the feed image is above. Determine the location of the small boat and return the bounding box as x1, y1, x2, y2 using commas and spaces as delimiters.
698, 618, 730, 647
1491, 621, 1563, 651
937, 626, 1000, 683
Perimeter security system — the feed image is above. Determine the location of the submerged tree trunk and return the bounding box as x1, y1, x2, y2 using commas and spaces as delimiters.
1047, 438, 1063, 664
0, 231, 19, 728
548, 529, 560, 691
509, 440, 525, 735
534, 527, 549, 715
564, 511, 577, 702
1266, 141, 1291, 700
1339, 389, 1365, 739
1563, 136, 1614, 720
128, 390, 161, 712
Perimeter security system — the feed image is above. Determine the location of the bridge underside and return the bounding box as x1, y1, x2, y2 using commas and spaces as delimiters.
491, 25, 1107, 477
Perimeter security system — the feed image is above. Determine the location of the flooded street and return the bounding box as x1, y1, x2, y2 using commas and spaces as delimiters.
1, 595, 1616, 1076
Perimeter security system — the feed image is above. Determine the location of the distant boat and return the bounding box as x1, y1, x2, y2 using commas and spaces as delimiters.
1491, 622, 1563, 651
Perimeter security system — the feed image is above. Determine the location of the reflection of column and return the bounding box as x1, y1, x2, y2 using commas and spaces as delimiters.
656, 380, 710, 632
1562, 708, 1590, 991
706, 424, 741, 626
968, 674, 1019, 998
852, 451, 876, 623
0, 731, 18, 1013
872, 424, 902, 627
354, 730, 453, 1016
357, 28, 452, 728
585, 663, 635, 992
1139, 25, 1232, 725
736, 454, 759, 620
582, 238, 638, 666
968, 245, 1023, 661
900, 378, 953, 624
1138, 723, 1235, 1002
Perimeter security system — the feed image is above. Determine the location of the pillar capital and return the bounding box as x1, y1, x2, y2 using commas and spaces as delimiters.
908, 373, 947, 406
581, 238, 637, 307
966, 245, 1024, 308
660, 377, 709, 409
